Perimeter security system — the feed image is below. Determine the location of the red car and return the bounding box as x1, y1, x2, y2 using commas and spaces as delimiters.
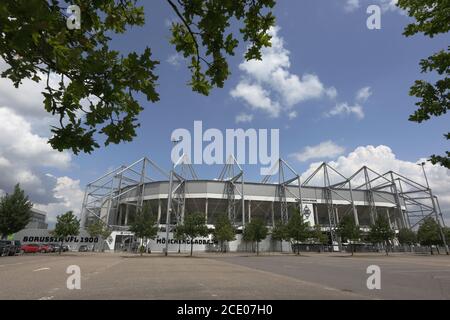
21, 243, 40, 253
38, 244, 53, 253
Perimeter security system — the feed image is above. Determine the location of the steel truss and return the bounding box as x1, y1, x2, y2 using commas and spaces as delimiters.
302, 162, 448, 253
82, 156, 447, 254
166, 154, 197, 227
218, 155, 245, 226
80, 157, 169, 230
261, 159, 303, 225
302, 162, 351, 248
331, 166, 395, 227
163, 154, 198, 255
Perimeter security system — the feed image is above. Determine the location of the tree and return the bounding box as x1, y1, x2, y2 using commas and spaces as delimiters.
397, 0, 449, 168
129, 205, 158, 256
177, 213, 209, 257
444, 227, 450, 245
243, 219, 268, 256
368, 215, 395, 256
417, 217, 443, 254
213, 214, 236, 253
174, 225, 187, 254
271, 220, 287, 252
53, 211, 80, 254
397, 228, 417, 250
286, 209, 310, 256
336, 214, 360, 256
310, 224, 328, 253
86, 219, 111, 252
0, 184, 33, 239
0, 0, 276, 154
99, 224, 112, 252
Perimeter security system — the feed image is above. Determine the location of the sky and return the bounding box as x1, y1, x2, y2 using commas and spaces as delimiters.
0, 0, 449, 226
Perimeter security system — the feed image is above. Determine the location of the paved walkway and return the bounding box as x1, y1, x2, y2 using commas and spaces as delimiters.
0, 252, 449, 299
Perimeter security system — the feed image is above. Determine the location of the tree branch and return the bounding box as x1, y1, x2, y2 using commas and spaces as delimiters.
165, 0, 203, 74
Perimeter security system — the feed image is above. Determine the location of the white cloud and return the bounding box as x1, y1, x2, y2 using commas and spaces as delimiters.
356, 86, 372, 103
288, 111, 298, 120
272, 71, 327, 107
0, 108, 71, 169
0, 58, 96, 133
325, 86, 371, 120
345, 0, 360, 12
230, 81, 281, 117
0, 107, 75, 204
291, 141, 345, 162
235, 112, 254, 124
0, 60, 46, 119
326, 87, 338, 100
0, 60, 84, 221
34, 176, 84, 224
231, 26, 335, 119
326, 102, 365, 119
378, 0, 401, 12
166, 53, 184, 67
301, 145, 450, 223
344, 0, 402, 13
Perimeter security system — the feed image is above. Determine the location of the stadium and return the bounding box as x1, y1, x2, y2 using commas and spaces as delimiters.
80, 156, 447, 253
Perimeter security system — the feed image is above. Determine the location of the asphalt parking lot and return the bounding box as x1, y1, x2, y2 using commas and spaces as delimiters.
0, 252, 449, 300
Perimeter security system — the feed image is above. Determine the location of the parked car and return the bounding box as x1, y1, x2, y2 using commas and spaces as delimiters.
0, 240, 12, 256
45, 244, 56, 252
13, 240, 22, 254
78, 245, 89, 252
51, 243, 69, 252
39, 244, 53, 253
21, 243, 40, 253
0, 240, 17, 256
48, 243, 56, 252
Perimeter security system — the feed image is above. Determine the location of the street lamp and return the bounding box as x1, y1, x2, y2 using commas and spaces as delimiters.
417, 162, 449, 255
164, 138, 182, 256
417, 162, 430, 189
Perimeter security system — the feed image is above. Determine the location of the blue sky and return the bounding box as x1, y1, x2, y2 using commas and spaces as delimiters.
73, 0, 448, 176
0, 0, 449, 223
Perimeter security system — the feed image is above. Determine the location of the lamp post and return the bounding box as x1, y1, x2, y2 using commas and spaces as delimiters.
165, 138, 182, 256
418, 162, 430, 188
417, 162, 449, 255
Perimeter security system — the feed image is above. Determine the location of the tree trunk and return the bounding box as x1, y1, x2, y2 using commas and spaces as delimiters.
436, 246, 440, 255
385, 242, 389, 256
92, 242, 96, 252
190, 241, 193, 257
256, 242, 259, 256
178, 242, 181, 254
351, 244, 354, 256
280, 240, 283, 253
430, 246, 434, 255
59, 240, 63, 255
